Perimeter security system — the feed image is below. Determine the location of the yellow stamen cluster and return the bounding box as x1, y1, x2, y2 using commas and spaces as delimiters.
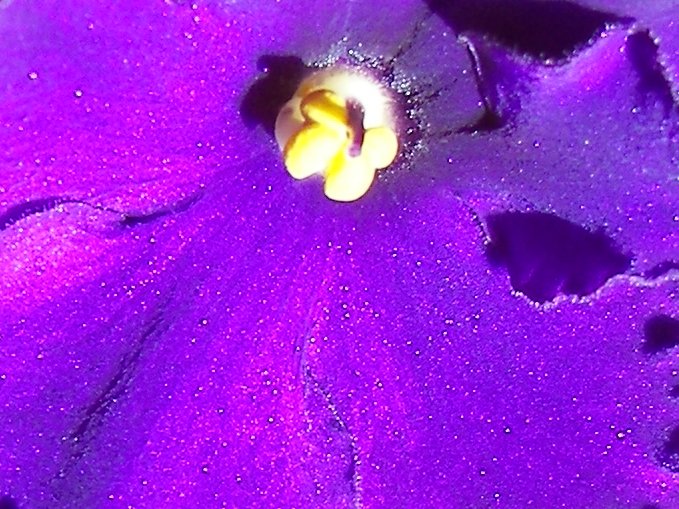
275, 68, 399, 202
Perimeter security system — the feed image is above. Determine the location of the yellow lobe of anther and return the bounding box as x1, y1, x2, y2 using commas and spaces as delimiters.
324, 153, 376, 202
283, 89, 350, 180
284, 123, 347, 180
276, 68, 399, 202
362, 126, 399, 169
300, 90, 350, 138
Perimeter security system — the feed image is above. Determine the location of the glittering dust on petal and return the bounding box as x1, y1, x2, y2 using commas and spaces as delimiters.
0, 1, 678, 508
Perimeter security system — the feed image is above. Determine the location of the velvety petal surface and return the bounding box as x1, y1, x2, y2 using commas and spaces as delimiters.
0, 1, 677, 509
421, 1, 678, 281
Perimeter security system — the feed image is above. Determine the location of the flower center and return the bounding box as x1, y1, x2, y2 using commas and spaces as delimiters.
274, 67, 399, 202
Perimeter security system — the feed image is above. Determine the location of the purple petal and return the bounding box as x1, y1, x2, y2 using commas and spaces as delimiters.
1, 1, 678, 508
439, 28, 677, 277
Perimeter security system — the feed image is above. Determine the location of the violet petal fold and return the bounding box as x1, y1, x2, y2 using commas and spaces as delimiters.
1, 1, 678, 508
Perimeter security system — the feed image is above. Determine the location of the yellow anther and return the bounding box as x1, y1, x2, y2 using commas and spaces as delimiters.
275, 67, 400, 202
324, 153, 376, 202
362, 126, 399, 169
284, 123, 347, 180
300, 89, 350, 138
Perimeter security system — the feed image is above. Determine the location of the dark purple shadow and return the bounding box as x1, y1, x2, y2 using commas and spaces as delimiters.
643, 315, 679, 354
486, 211, 631, 302
626, 31, 676, 114
426, 0, 631, 60
659, 425, 679, 473
240, 55, 308, 135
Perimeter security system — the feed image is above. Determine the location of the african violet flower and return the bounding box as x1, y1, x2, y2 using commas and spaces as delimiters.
1, 0, 678, 507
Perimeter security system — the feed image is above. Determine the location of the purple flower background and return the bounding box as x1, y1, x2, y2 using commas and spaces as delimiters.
0, 0, 677, 507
